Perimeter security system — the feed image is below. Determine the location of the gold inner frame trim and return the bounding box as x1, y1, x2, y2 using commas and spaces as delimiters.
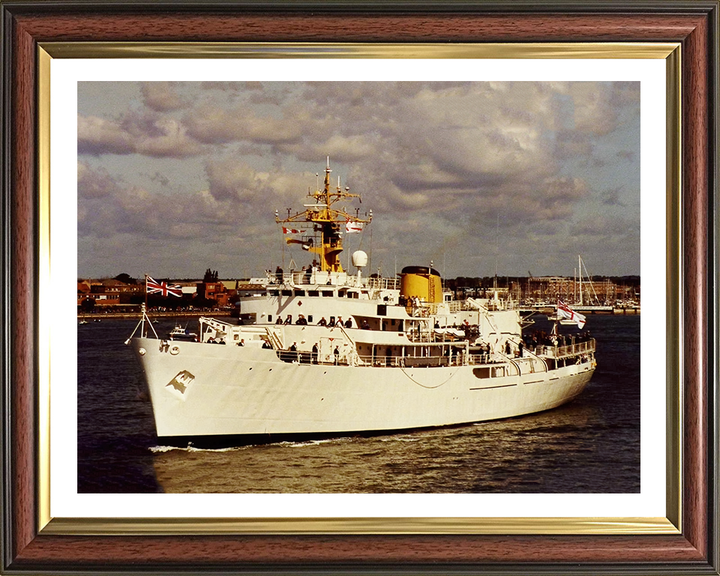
37, 42, 682, 537
41, 41, 678, 59
43, 516, 678, 536
664, 45, 682, 533
37, 46, 52, 532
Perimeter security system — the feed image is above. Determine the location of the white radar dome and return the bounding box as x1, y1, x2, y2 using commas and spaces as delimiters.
352, 250, 368, 268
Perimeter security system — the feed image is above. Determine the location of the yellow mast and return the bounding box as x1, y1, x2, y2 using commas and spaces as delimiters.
275, 157, 372, 273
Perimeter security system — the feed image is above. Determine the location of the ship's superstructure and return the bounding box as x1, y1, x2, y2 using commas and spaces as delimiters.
130, 160, 596, 443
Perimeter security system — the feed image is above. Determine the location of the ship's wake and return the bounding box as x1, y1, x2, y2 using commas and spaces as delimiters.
149, 437, 347, 453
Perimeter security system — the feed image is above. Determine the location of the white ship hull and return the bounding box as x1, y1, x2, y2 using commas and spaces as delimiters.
133, 336, 594, 440
129, 160, 597, 443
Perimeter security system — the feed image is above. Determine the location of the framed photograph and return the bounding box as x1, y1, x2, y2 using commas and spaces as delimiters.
2, 2, 717, 574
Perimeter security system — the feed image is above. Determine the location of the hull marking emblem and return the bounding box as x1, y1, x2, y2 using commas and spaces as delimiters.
166, 370, 195, 396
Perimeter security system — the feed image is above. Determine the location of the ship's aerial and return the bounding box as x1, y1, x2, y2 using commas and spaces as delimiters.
129, 158, 597, 445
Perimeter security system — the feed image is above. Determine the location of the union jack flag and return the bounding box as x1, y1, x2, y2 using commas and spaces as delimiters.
146, 275, 182, 298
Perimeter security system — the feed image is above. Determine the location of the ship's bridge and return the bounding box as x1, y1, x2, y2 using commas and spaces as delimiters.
265, 269, 399, 290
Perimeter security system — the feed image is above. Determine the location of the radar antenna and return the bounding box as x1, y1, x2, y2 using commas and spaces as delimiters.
275, 158, 372, 273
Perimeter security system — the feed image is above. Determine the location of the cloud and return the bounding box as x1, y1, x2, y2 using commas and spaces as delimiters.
77, 80, 641, 277
281, 134, 378, 163
78, 161, 123, 199
148, 172, 170, 187
570, 213, 637, 237
204, 160, 264, 202
616, 150, 636, 162
568, 83, 630, 136
78, 116, 135, 156
78, 163, 253, 242
184, 104, 306, 146
141, 82, 186, 112
601, 187, 627, 207
78, 112, 202, 158
555, 130, 595, 159
203, 158, 337, 218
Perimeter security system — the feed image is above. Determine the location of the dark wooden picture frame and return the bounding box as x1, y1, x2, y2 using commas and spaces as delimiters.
2, 1, 717, 573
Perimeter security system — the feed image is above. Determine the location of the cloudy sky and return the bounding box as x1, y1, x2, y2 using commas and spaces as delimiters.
78, 81, 640, 280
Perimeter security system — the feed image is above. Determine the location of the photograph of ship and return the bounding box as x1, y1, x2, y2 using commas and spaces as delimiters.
78, 80, 640, 494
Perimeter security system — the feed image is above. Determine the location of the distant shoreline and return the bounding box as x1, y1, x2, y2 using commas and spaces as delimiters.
78, 311, 232, 320
77, 308, 638, 321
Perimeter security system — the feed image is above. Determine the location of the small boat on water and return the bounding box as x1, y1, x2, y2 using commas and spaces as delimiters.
129, 159, 596, 444
167, 324, 198, 342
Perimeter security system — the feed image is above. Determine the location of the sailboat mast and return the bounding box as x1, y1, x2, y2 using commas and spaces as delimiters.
573, 267, 577, 303
578, 254, 583, 306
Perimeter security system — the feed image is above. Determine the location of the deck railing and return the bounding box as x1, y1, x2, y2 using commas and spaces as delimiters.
266, 271, 400, 290
275, 338, 595, 368
532, 338, 596, 358
356, 353, 468, 368
366, 277, 400, 290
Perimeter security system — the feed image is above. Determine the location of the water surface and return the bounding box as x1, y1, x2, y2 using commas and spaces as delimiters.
78, 314, 640, 493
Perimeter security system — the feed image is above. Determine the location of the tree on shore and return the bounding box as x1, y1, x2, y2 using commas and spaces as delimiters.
114, 273, 138, 284
80, 296, 96, 312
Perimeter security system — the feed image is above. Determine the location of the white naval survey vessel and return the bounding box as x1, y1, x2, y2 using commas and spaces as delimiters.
129, 160, 596, 444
